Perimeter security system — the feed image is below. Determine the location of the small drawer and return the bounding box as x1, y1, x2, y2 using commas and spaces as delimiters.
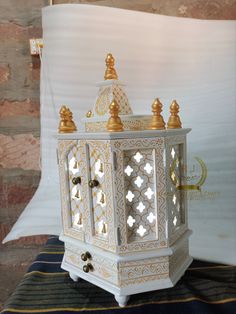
64, 245, 119, 285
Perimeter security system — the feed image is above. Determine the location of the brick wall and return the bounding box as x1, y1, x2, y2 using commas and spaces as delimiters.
0, 0, 46, 246
0, 0, 235, 246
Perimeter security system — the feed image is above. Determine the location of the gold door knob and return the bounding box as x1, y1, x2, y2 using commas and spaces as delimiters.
72, 177, 81, 185
83, 263, 93, 273
88, 179, 99, 188
81, 251, 91, 261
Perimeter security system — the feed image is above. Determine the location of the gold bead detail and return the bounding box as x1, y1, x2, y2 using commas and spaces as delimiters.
58, 105, 77, 133
148, 98, 166, 130
167, 100, 182, 129
86, 110, 93, 118
104, 53, 118, 80
106, 100, 124, 132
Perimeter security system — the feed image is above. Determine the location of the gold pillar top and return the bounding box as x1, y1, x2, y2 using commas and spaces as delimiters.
104, 53, 118, 80
170, 100, 179, 111
167, 100, 182, 129
106, 100, 124, 132
58, 105, 77, 133
148, 98, 165, 130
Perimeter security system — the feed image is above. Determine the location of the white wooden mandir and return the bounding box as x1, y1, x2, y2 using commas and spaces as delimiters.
57, 129, 192, 307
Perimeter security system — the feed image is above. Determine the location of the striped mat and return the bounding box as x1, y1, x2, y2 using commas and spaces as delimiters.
2, 236, 236, 314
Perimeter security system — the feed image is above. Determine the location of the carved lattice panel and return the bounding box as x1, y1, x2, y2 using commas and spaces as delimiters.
124, 149, 157, 243
87, 142, 108, 239
94, 84, 132, 116
168, 144, 185, 233
67, 145, 84, 230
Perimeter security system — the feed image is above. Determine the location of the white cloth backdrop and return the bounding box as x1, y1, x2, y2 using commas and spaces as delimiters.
3, 4, 236, 264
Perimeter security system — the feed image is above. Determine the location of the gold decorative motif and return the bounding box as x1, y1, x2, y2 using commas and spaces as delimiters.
101, 222, 108, 234
167, 100, 182, 129
176, 157, 207, 191
104, 53, 118, 80
148, 98, 165, 130
99, 162, 104, 173
58, 105, 77, 133
119, 255, 169, 287
99, 192, 105, 205
106, 100, 124, 132
86, 110, 93, 118
78, 213, 82, 225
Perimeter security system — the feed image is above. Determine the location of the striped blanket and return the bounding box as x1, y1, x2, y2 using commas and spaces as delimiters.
2, 236, 236, 314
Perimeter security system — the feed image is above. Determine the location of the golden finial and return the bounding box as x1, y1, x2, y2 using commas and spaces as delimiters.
167, 100, 182, 129
148, 98, 166, 130
58, 105, 77, 133
86, 110, 93, 118
106, 100, 124, 132
104, 53, 118, 80
101, 222, 107, 234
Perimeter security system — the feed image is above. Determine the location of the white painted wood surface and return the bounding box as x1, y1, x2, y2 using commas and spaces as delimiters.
58, 130, 192, 306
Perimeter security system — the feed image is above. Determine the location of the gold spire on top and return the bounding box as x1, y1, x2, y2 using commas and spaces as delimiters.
58, 105, 77, 133
104, 53, 118, 80
167, 100, 182, 129
106, 100, 124, 132
148, 98, 166, 130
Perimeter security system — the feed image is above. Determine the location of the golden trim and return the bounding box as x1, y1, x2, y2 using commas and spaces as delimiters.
177, 184, 200, 191
170, 156, 207, 191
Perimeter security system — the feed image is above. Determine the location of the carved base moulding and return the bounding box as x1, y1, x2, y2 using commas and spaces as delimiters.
60, 231, 192, 306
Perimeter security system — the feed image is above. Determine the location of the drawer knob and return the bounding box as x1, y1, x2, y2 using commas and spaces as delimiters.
81, 251, 91, 261
72, 177, 81, 185
83, 263, 93, 273
89, 179, 99, 188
